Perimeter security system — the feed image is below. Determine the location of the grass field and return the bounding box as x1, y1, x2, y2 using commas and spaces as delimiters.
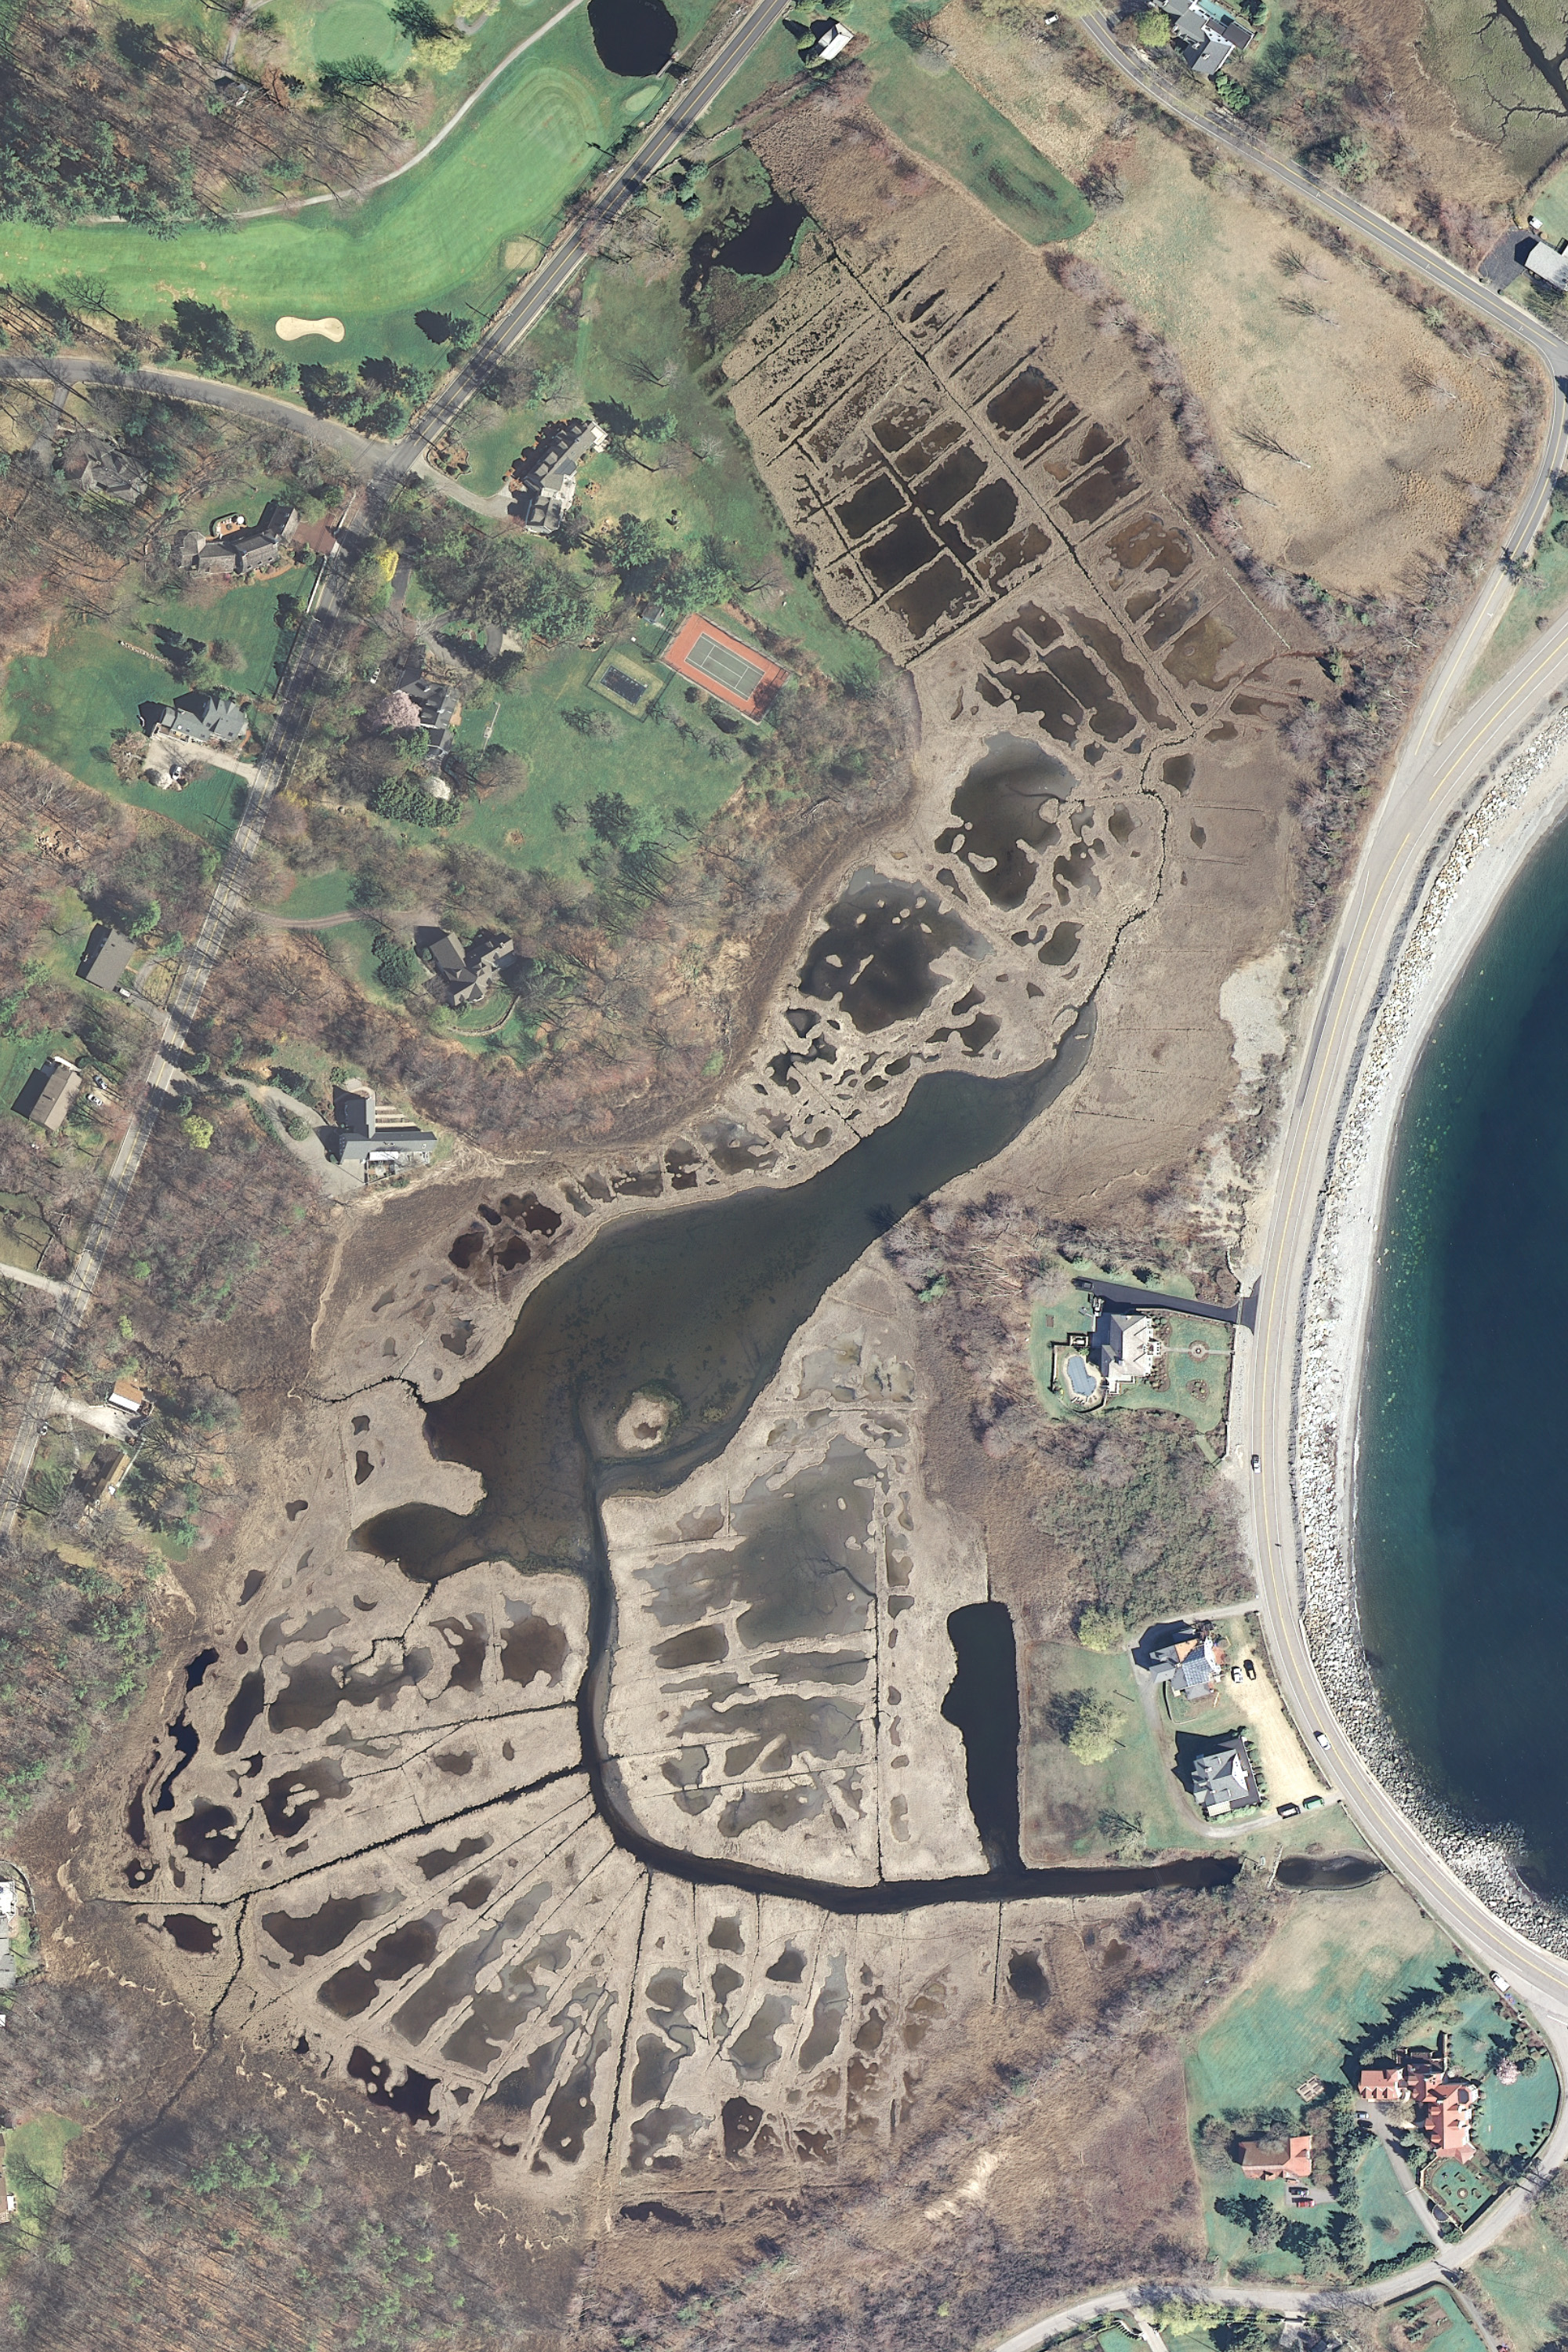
0, 2115, 82, 2263
1027, 1260, 1232, 1438
0, 5, 634, 374
1354, 2135, 1429, 2267
270, 871, 364, 919
1021, 1639, 1206, 1861
1473, 2205, 1568, 2348
854, 0, 1091, 246
0, 625, 262, 849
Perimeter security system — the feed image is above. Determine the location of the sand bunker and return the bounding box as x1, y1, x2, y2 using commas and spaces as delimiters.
275, 315, 345, 343
502, 238, 542, 274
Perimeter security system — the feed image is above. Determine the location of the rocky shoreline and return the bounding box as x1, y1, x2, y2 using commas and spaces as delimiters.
1295, 704, 1568, 1955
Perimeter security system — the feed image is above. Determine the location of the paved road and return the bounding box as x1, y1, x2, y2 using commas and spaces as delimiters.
987, 2264, 1502, 2352
1086, 8, 1568, 2016
0, 0, 799, 1543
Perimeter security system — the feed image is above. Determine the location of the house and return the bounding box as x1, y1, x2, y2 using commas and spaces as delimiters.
426, 931, 472, 989
330, 1083, 436, 1174
1094, 1306, 1157, 1394
1525, 240, 1568, 292
14, 1056, 82, 1134
1147, 1625, 1221, 1701
1164, 0, 1254, 76
79, 924, 136, 993
61, 434, 147, 503
810, 18, 854, 59
1240, 2134, 1312, 2182
514, 419, 608, 535
151, 691, 249, 750
109, 1377, 148, 1417
1362, 2051, 1479, 2161
1191, 1732, 1261, 1817
173, 499, 297, 577
406, 676, 462, 764
1422, 2080, 1479, 2161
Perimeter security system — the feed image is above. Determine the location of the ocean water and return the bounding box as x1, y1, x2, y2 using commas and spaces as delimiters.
1358, 809, 1568, 1896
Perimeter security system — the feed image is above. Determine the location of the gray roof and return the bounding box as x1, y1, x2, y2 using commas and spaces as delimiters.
167, 691, 248, 747
16, 1058, 80, 1132
1192, 1735, 1261, 1812
81, 927, 135, 993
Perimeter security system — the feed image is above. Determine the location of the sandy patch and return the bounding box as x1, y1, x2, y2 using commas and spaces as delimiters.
275, 314, 345, 343
502, 236, 542, 273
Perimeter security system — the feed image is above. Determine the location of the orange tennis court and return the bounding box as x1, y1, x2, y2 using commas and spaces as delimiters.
662, 615, 785, 716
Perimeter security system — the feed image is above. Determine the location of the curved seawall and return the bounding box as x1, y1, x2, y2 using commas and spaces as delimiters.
1295, 707, 1568, 1951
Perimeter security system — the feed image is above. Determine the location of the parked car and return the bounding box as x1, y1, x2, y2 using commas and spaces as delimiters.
1231, 1664, 1244, 1683
1276, 1802, 1301, 1819
1243, 1658, 1257, 1681
1313, 1730, 1330, 1751
1491, 1972, 1512, 1994
1303, 1794, 1324, 1810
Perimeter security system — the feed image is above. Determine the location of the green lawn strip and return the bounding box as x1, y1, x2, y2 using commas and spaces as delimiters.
1021, 1637, 1207, 1858
318, 916, 411, 1013
0, 6, 630, 374
1028, 1259, 1231, 1436
1536, 154, 1568, 241
853, 2, 1091, 246
1455, 532, 1568, 712
1473, 2205, 1568, 2350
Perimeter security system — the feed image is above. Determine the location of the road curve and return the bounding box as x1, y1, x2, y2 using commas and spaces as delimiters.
1061, 29, 1568, 2051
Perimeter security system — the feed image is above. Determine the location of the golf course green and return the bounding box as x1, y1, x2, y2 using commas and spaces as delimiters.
0, 2, 630, 372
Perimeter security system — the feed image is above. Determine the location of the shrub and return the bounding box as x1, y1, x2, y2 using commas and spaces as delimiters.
1137, 8, 1171, 43
1075, 1604, 1125, 1652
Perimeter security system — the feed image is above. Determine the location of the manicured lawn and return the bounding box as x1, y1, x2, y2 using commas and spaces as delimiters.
854, 0, 1092, 246
1187, 1884, 1451, 2125
0, 5, 640, 373
447, 638, 750, 880
1028, 1258, 1233, 1437
1474, 2205, 1568, 2349
1353, 2134, 1428, 2268
0, 629, 254, 847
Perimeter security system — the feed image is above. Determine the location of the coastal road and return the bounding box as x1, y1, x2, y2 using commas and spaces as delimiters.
0, 0, 796, 1541
1081, 15, 1568, 2016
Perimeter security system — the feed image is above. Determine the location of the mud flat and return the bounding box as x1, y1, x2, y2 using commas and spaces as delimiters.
1295, 706, 1568, 1955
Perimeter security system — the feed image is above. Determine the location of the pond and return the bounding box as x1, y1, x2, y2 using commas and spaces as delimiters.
588, 0, 676, 77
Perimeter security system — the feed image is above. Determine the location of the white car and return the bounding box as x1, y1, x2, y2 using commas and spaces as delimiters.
1231, 1664, 1244, 1684
1314, 1730, 1330, 1751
